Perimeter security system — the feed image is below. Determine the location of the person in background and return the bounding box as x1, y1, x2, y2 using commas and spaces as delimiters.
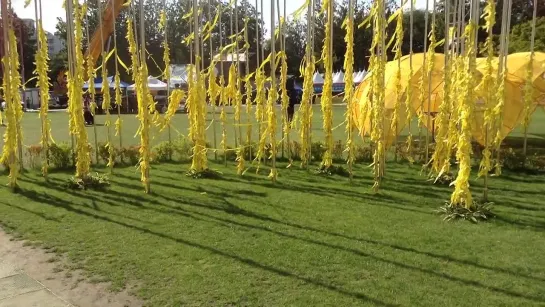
83, 94, 94, 125
26, 97, 31, 110
286, 77, 298, 123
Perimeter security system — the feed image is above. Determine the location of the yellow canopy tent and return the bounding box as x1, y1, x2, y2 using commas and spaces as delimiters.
354, 53, 445, 147
353, 52, 545, 147
472, 52, 545, 144
354, 53, 447, 147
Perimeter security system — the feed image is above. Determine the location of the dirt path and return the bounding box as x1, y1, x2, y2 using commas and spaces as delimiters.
0, 229, 143, 307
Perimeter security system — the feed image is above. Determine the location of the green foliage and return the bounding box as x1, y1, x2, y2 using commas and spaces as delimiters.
152, 142, 175, 163
501, 148, 525, 171
316, 164, 349, 177
172, 137, 193, 162
355, 144, 372, 162
241, 142, 257, 161
220, 147, 238, 162
509, 17, 545, 53
120, 146, 140, 166
49, 143, 72, 169
332, 140, 344, 162
432, 173, 454, 185
436, 201, 495, 223
185, 168, 222, 179
528, 153, 545, 170
311, 142, 326, 162
25, 145, 43, 170
97, 143, 119, 165
66, 173, 110, 190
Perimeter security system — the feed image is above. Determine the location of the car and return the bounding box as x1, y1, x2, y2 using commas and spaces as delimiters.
0, 100, 26, 112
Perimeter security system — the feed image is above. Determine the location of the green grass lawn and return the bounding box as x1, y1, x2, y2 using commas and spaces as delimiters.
8, 106, 545, 150
0, 105, 544, 306
0, 161, 544, 306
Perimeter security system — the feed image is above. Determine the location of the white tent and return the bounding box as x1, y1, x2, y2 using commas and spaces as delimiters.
169, 64, 193, 87
168, 64, 218, 87
333, 71, 345, 83
128, 76, 168, 91
354, 71, 366, 84
313, 72, 324, 84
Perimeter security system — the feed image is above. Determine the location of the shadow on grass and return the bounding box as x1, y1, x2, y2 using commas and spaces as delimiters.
15, 186, 397, 307
12, 166, 545, 304
15, 183, 545, 304
0, 200, 60, 222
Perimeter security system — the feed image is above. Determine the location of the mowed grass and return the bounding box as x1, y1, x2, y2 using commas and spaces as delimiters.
0, 105, 544, 305
6, 106, 545, 150
0, 161, 544, 306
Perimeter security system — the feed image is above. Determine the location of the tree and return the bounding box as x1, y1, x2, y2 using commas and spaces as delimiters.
0, 11, 37, 87
283, 19, 306, 75
509, 16, 545, 53
53, 0, 264, 81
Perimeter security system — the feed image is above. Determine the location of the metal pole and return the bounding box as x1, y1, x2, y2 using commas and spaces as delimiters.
209, 0, 218, 161
270, 0, 276, 180
425, 0, 437, 164
111, 0, 122, 150
523, 0, 538, 161
65, 0, 77, 166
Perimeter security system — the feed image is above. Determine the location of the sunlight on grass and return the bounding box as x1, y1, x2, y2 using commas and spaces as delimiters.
0, 162, 544, 306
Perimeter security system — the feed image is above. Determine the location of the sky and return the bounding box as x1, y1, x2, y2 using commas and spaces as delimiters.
12, 0, 429, 36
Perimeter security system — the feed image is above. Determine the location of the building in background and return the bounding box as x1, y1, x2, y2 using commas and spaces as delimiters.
45, 31, 63, 57
21, 17, 64, 57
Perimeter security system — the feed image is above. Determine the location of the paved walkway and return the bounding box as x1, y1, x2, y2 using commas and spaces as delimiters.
0, 262, 71, 307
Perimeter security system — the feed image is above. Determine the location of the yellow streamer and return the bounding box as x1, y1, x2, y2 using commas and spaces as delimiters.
450, 22, 477, 209
69, 1, 91, 179
35, 22, 53, 178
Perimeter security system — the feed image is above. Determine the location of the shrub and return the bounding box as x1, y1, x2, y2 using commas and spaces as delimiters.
332, 140, 344, 162
120, 146, 140, 165
220, 146, 238, 161
26, 144, 43, 170
97, 143, 119, 165
172, 136, 193, 162
67, 173, 110, 190
500, 148, 524, 170
49, 143, 72, 169
436, 201, 494, 223
291, 141, 302, 161
310, 142, 326, 162
241, 142, 257, 161
152, 141, 174, 162
528, 153, 545, 171
316, 164, 349, 176
355, 144, 372, 162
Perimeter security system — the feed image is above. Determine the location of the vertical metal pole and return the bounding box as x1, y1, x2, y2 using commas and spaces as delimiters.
139, 0, 150, 192
163, 0, 172, 159
255, 0, 261, 151
425, 0, 436, 164
235, 0, 242, 151
112, 0, 122, 150
523, 0, 538, 161
270, 0, 276, 180
189, 2, 193, 65
308, 0, 314, 164
193, 0, 200, 91
65, 0, 77, 166
348, 0, 354, 178
276, 0, 283, 159
209, 0, 218, 161
419, 0, 429, 162
219, 0, 227, 167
